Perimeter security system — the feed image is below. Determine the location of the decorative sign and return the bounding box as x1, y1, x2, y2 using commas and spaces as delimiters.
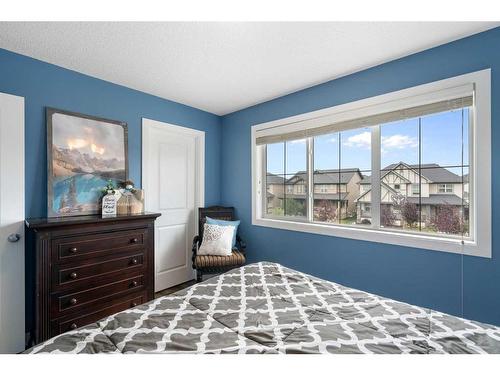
101, 191, 117, 217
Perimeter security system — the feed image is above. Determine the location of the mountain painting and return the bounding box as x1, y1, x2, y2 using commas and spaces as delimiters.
47, 108, 128, 217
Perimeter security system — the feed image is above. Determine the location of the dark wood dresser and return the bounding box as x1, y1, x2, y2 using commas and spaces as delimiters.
25, 212, 160, 346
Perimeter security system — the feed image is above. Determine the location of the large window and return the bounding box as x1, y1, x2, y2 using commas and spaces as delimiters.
312, 128, 371, 226
378, 110, 469, 237
253, 70, 491, 257
265, 140, 307, 218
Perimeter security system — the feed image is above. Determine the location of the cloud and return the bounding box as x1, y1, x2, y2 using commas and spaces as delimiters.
327, 135, 338, 143
342, 132, 418, 153
381, 134, 418, 149
289, 139, 306, 144
343, 131, 371, 149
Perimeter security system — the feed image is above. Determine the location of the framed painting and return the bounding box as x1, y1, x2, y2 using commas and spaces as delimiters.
47, 108, 128, 217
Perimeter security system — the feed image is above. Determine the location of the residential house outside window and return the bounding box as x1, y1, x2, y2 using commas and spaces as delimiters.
266, 140, 307, 218
254, 70, 491, 257
438, 184, 453, 193
312, 129, 369, 226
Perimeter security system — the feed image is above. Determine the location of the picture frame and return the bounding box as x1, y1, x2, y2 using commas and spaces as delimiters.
47, 108, 129, 217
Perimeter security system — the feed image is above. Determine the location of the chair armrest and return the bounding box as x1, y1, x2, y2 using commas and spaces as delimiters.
236, 234, 246, 254
192, 235, 200, 268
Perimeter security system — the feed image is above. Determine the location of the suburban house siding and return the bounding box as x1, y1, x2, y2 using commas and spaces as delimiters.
356, 162, 467, 227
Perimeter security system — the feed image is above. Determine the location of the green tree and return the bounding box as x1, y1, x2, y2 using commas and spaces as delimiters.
285, 198, 305, 216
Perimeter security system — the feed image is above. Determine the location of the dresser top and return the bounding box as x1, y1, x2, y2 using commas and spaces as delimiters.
25, 212, 161, 229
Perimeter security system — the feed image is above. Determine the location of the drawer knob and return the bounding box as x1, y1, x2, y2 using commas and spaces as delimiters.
131, 238, 138, 244
70, 323, 77, 330
69, 298, 78, 306
130, 280, 138, 288
131, 302, 138, 307
69, 272, 78, 280
69, 247, 78, 254
130, 258, 138, 265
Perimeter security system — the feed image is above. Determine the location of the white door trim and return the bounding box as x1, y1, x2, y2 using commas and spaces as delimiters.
141, 118, 205, 286
0, 91, 25, 353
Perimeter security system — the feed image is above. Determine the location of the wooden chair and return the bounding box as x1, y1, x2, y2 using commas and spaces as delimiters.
192, 206, 246, 282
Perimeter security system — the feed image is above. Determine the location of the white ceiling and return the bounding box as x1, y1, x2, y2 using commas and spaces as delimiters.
0, 22, 498, 115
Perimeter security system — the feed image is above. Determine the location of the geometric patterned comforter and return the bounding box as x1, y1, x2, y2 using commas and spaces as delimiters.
25, 262, 500, 354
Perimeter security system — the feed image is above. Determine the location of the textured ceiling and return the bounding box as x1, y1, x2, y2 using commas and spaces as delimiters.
0, 22, 497, 115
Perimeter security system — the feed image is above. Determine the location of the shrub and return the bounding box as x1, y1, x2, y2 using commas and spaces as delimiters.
401, 201, 419, 228
315, 200, 337, 222
285, 198, 306, 216
432, 204, 463, 234
381, 205, 396, 227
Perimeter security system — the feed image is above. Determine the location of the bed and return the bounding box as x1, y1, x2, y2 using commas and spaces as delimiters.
25, 261, 500, 354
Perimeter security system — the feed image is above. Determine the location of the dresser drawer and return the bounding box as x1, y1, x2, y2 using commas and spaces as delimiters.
52, 252, 145, 291
26, 212, 160, 344
51, 275, 145, 317
50, 291, 147, 337
52, 229, 147, 263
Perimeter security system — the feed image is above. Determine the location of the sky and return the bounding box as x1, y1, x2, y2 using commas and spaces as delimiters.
266, 108, 469, 177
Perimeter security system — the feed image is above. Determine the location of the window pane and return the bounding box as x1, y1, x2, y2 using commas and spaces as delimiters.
285, 173, 307, 218
313, 130, 370, 226
285, 137, 307, 219
314, 133, 339, 170
313, 134, 340, 223
286, 139, 306, 174
266, 142, 284, 175
266, 174, 284, 216
265, 139, 307, 218
424, 166, 469, 237
340, 128, 371, 226
380, 167, 422, 232
421, 108, 470, 168
355, 171, 371, 226
313, 170, 340, 224
340, 127, 371, 171
381, 118, 419, 167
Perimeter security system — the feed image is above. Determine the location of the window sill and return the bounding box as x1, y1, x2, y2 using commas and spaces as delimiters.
252, 217, 490, 258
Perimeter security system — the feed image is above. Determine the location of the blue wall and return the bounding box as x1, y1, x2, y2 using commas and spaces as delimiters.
220, 27, 500, 325
2, 27, 499, 326
0, 48, 222, 218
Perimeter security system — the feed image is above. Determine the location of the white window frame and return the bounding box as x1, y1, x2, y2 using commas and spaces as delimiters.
438, 183, 453, 193
251, 69, 491, 258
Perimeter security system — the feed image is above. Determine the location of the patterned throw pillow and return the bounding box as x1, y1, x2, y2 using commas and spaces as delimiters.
206, 217, 240, 248
198, 223, 235, 256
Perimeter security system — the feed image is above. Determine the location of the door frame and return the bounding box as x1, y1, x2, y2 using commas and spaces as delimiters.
0, 91, 25, 353
141, 118, 205, 283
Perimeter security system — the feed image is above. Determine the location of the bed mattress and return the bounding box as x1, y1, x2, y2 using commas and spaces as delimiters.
25, 262, 500, 354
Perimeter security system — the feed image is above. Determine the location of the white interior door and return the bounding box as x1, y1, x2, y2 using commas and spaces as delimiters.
0, 92, 25, 353
142, 118, 204, 292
